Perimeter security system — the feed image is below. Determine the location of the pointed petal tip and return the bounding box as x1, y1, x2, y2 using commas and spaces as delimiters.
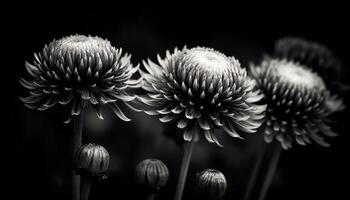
111, 103, 132, 122
71, 112, 80, 116
18, 96, 25, 102
63, 117, 72, 124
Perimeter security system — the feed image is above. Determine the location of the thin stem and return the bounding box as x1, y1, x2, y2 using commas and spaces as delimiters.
72, 113, 84, 200
243, 140, 266, 200
81, 176, 92, 200
174, 140, 195, 200
258, 143, 282, 200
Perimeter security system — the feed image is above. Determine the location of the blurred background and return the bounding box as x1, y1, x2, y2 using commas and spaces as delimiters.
5, 2, 350, 200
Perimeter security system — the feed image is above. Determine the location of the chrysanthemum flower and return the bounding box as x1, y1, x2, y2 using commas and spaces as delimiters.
20, 35, 141, 122
274, 37, 345, 92
250, 58, 344, 149
135, 159, 169, 190
138, 47, 266, 146
194, 169, 227, 200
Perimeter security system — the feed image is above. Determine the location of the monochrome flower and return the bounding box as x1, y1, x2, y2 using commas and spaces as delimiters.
274, 37, 345, 91
138, 47, 266, 146
250, 58, 344, 149
194, 169, 227, 200
75, 143, 110, 176
135, 159, 169, 190
20, 35, 141, 122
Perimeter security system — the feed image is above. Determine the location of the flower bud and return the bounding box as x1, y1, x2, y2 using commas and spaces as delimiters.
194, 169, 227, 200
75, 143, 110, 175
135, 159, 169, 190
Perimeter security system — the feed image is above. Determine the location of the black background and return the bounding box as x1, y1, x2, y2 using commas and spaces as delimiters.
5, 2, 350, 200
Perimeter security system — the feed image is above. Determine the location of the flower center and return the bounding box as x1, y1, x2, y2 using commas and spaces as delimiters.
275, 61, 325, 90
56, 35, 109, 53
184, 48, 232, 74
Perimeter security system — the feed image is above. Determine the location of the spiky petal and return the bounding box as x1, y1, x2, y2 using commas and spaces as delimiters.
250, 58, 344, 149
19, 35, 141, 121
137, 47, 266, 146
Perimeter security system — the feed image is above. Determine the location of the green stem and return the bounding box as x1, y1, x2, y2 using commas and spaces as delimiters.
258, 143, 282, 200
243, 140, 266, 200
81, 176, 92, 200
174, 140, 195, 200
72, 113, 83, 200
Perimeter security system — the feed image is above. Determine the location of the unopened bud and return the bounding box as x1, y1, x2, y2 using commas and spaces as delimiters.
135, 159, 169, 190
75, 143, 110, 176
194, 169, 227, 200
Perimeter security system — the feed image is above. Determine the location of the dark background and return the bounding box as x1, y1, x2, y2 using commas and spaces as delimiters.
5, 2, 349, 200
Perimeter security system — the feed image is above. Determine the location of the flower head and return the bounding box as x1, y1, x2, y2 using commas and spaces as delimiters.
250, 58, 344, 149
138, 47, 266, 146
135, 159, 169, 190
20, 35, 141, 122
194, 169, 227, 200
75, 143, 110, 176
274, 37, 345, 92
